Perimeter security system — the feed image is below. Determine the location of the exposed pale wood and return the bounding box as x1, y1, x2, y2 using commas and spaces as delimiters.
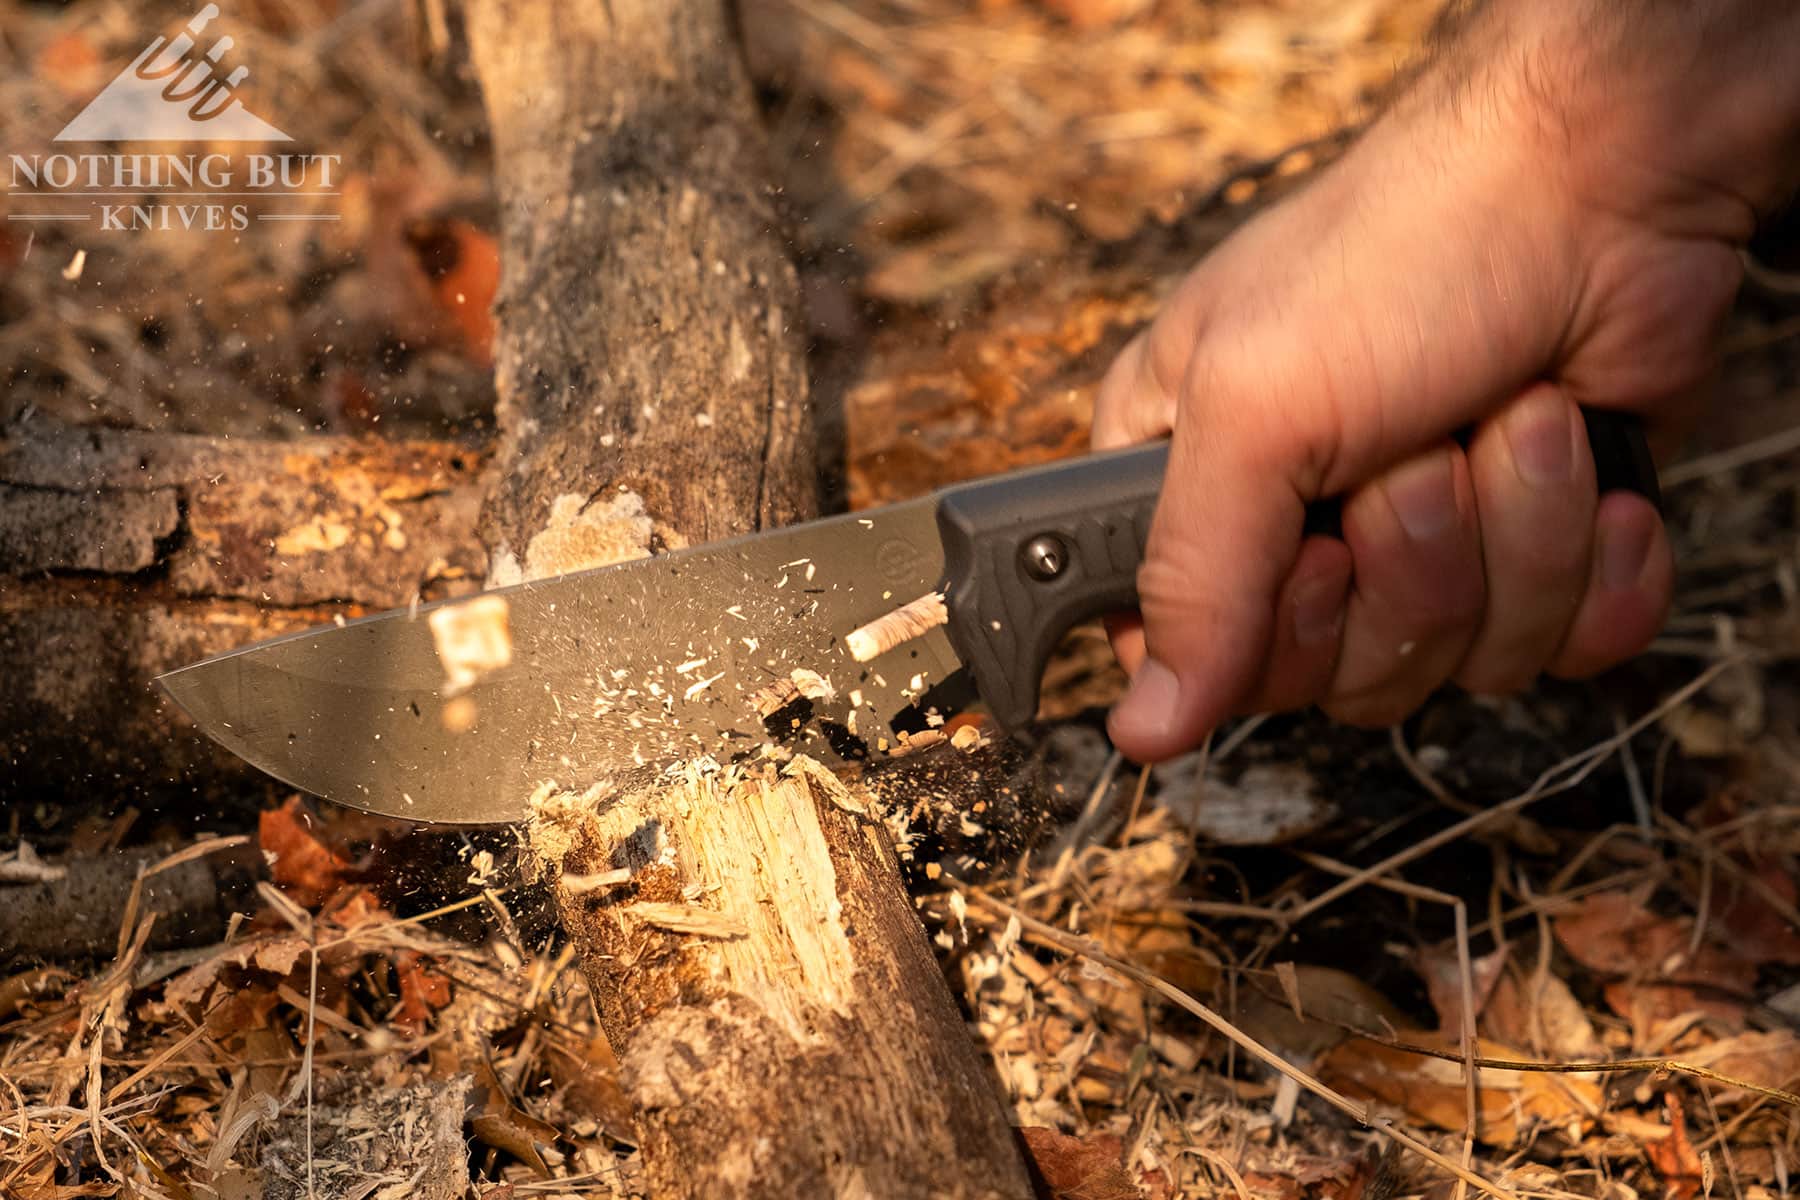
463, 2, 1030, 1193
532, 759, 1032, 1199
0, 419, 488, 796
845, 589, 949, 662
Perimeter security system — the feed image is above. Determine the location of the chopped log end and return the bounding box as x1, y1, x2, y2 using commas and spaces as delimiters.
522, 752, 1033, 1197
844, 591, 948, 663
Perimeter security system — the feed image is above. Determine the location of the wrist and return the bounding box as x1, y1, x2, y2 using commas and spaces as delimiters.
1411, 0, 1800, 239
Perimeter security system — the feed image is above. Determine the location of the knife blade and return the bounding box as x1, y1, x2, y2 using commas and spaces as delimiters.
159, 412, 1659, 824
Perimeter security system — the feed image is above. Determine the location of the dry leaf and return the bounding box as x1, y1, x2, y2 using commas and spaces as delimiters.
1019, 1127, 1142, 1200
163, 936, 310, 1012
1643, 1092, 1704, 1200
1709, 860, 1800, 966
545, 1035, 637, 1144
1553, 890, 1754, 1035
1481, 964, 1603, 1059
258, 797, 354, 907
1318, 1034, 1602, 1147
1234, 964, 1409, 1062
391, 950, 453, 1033
471, 1056, 560, 1176
1414, 944, 1508, 1034
1688, 1029, 1800, 1099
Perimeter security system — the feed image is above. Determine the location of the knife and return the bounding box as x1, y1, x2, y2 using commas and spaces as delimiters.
158, 413, 1659, 824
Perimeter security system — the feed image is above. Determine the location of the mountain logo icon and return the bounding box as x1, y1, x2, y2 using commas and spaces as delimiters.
55, 4, 291, 143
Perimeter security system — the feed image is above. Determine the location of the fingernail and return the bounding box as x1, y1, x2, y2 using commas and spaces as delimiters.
1384, 451, 1459, 541
1504, 388, 1575, 487
1110, 657, 1182, 743
1293, 573, 1347, 646
1599, 517, 1653, 590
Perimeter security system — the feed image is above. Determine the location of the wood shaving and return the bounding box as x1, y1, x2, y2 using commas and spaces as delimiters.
623, 901, 748, 939
845, 591, 948, 663
427, 594, 512, 696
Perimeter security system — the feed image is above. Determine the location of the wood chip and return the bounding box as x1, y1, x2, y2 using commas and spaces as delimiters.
623, 901, 748, 939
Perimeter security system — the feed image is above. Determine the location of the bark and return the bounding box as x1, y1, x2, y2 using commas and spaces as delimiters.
0, 419, 487, 796
466, 0, 815, 582
0, 843, 231, 963
463, 2, 1030, 1193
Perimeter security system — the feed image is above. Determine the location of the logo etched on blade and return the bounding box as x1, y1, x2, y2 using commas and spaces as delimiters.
876, 537, 925, 585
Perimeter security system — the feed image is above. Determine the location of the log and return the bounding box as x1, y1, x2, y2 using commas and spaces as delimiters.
534, 760, 1031, 1198
0, 843, 231, 963
463, 1, 1031, 1193
466, 0, 815, 582
0, 419, 487, 796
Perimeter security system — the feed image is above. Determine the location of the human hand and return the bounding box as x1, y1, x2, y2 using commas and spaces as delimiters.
1094, 0, 1800, 761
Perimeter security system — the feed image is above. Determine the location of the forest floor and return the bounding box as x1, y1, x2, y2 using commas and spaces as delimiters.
4, 0, 1800, 1198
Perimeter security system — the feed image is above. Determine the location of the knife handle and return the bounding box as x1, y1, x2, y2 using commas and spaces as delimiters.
935, 409, 1660, 730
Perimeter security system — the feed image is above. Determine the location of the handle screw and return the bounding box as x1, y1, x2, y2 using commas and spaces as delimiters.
1022, 534, 1067, 581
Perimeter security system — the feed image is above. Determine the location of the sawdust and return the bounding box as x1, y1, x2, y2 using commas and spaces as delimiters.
490, 491, 656, 587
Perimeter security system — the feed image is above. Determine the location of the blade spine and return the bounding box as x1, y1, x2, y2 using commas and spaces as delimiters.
154, 492, 945, 681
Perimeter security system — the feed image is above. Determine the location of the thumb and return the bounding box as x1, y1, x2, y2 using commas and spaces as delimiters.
1106, 394, 1309, 761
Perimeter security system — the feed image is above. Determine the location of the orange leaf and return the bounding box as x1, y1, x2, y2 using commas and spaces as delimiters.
1553, 890, 1754, 1035
1318, 1034, 1601, 1148
258, 796, 354, 907
406, 218, 499, 366
1643, 1093, 1703, 1200
1019, 1127, 1142, 1200
392, 950, 453, 1033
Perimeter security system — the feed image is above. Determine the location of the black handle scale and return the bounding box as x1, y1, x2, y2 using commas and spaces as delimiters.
935, 409, 1660, 730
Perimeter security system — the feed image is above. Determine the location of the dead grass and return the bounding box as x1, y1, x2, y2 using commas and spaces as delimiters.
5, 0, 1800, 1197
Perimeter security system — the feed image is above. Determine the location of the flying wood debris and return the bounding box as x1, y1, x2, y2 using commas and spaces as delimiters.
845, 590, 949, 662
749, 666, 838, 718
427, 593, 513, 696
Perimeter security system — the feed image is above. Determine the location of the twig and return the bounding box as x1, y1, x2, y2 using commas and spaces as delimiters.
1612, 709, 1652, 832
1701, 1082, 1747, 1200
1661, 421, 1800, 487
1348, 1036, 1800, 1110
962, 887, 1522, 1200
1286, 661, 1738, 924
